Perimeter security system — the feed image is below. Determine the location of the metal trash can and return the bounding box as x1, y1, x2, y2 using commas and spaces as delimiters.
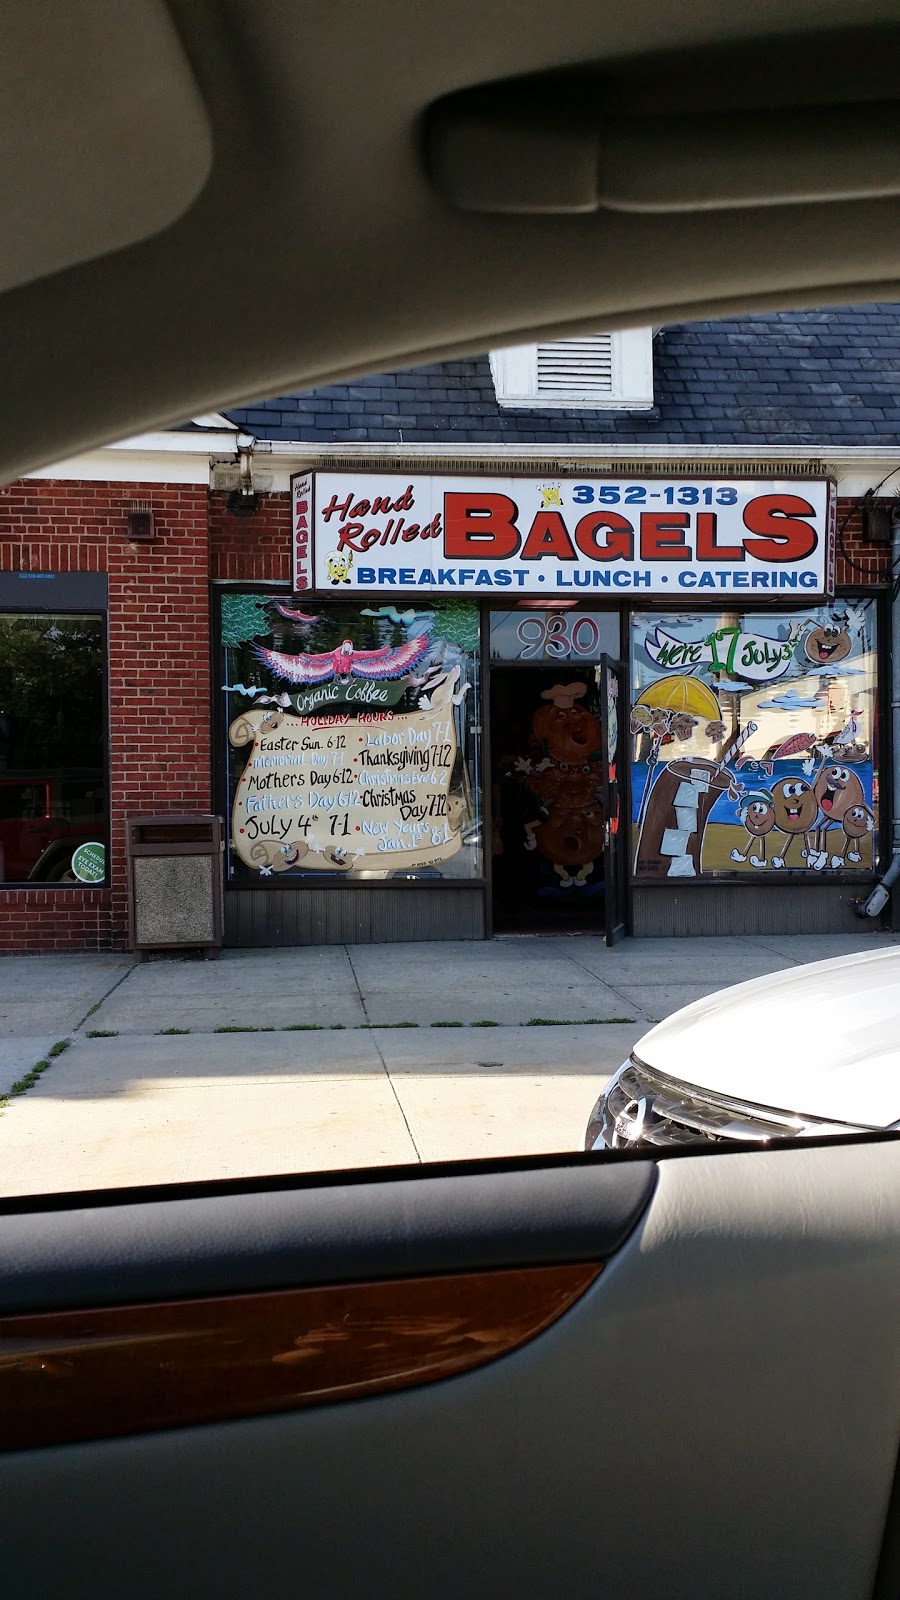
126, 815, 224, 959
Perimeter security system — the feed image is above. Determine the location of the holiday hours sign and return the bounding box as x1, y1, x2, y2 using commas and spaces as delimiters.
298, 472, 835, 598
229, 674, 465, 875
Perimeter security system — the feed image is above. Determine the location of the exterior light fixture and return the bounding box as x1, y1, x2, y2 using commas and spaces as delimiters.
861, 489, 897, 545
226, 431, 259, 517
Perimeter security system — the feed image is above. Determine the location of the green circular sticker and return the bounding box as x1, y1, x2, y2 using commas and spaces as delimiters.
71, 842, 106, 883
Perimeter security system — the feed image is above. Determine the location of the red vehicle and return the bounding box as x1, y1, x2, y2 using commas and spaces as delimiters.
0, 771, 105, 882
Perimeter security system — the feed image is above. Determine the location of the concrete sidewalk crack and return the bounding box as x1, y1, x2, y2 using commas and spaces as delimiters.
367, 1027, 423, 1163
344, 943, 421, 1159
1, 960, 139, 1115
751, 935, 804, 964
559, 948, 653, 1023
344, 944, 371, 1023
72, 961, 138, 1033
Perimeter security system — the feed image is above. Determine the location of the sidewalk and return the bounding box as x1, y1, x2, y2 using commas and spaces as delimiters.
0, 932, 894, 1195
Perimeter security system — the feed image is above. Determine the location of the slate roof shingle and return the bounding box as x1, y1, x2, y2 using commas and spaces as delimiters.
221, 305, 900, 449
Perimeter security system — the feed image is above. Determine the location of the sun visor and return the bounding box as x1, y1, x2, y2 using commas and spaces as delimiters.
0, 0, 212, 294
427, 32, 900, 216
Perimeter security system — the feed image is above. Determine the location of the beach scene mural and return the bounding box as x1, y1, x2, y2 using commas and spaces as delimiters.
630, 605, 879, 879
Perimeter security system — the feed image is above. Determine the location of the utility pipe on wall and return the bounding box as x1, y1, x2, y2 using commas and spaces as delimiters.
858, 510, 900, 919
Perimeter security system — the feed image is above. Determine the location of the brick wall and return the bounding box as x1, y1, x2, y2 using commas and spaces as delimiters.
835, 496, 892, 588
210, 491, 290, 582
0, 479, 211, 950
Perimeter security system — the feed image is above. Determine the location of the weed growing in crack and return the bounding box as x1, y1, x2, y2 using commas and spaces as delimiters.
527, 1016, 634, 1026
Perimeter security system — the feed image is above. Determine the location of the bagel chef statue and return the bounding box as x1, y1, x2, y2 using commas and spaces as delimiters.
523, 682, 606, 890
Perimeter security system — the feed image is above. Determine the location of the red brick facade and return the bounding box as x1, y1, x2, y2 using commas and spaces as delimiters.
834, 498, 893, 588
210, 490, 290, 584
0, 479, 888, 950
0, 479, 211, 950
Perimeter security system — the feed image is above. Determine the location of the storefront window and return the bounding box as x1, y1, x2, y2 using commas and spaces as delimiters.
630, 603, 879, 880
0, 613, 107, 883
221, 595, 482, 881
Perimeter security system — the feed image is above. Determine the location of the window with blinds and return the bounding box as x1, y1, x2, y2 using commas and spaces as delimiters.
489, 329, 654, 410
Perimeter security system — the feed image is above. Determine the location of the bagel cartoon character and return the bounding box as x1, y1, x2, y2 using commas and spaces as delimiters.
249, 840, 310, 875
809, 764, 866, 868
277, 841, 308, 871
531, 682, 602, 766
523, 683, 605, 886
528, 761, 597, 813
770, 777, 818, 868
326, 550, 353, 585
835, 802, 875, 866
532, 808, 606, 887
804, 619, 852, 666
730, 789, 776, 868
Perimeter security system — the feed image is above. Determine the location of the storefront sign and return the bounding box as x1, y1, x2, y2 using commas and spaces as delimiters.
288, 676, 409, 717
229, 672, 466, 874
300, 473, 834, 598
292, 472, 313, 591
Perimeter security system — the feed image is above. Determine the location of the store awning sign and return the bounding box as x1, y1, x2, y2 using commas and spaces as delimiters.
297, 472, 834, 598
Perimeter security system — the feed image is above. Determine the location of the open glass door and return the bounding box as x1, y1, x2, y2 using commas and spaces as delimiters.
599, 656, 627, 946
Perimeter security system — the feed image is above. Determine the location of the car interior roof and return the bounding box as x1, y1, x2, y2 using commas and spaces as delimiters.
5, 0, 900, 482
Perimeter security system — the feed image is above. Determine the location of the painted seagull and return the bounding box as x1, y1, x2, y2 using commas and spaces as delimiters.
255, 634, 431, 685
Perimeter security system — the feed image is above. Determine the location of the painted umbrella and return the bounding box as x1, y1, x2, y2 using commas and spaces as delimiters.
634, 675, 722, 724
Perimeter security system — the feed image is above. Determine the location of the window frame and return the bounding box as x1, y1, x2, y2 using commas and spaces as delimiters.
625, 592, 888, 890
213, 583, 487, 893
0, 589, 110, 890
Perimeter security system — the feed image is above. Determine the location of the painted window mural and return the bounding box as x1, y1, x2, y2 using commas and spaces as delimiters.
221, 595, 482, 881
630, 604, 879, 880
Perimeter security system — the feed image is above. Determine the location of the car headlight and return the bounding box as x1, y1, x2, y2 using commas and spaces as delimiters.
584, 1061, 629, 1151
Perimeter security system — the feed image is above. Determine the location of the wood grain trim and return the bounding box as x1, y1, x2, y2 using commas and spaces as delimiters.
0, 1263, 601, 1451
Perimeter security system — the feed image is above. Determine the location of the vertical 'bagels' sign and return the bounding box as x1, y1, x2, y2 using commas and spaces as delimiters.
292, 472, 313, 591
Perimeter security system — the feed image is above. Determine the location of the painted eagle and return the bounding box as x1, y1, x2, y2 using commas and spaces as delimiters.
255, 635, 432, 685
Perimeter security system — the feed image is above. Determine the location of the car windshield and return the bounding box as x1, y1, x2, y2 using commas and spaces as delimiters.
2, 313, 899, 1195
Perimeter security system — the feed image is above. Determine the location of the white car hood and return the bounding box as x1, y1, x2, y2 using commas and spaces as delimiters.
634, 946, 900, 1130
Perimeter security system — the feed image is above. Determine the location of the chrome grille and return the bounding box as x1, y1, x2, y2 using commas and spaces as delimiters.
593, 1058, 812, 1149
